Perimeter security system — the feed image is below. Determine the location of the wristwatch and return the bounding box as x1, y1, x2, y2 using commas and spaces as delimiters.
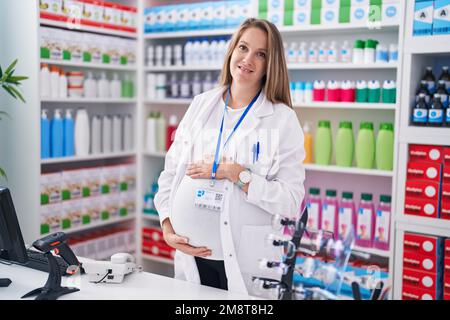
236, 169, 252, 189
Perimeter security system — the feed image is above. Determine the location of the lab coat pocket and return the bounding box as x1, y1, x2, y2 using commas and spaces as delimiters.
236, 225, 282, 277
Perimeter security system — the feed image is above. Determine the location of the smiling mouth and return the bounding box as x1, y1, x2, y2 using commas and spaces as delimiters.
238, 65, 253, 73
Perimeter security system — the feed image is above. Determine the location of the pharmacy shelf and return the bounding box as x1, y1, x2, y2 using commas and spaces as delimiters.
144, 28, 235, 39
142, 214, 160, 222
304, 164, 393, 177
396, 216, 450, 238
293, 102, 397, 110
142, 254, 174, 265
404, 34, 450, 55
41, 98, 137, 104
40, 18, 138, 39
399, 126, 450, 146
144, 98, 191, 105
40, 59, 137, 71
353, 245, 390, 258
143, 151, 167, 158
41, 151, 136, 165
145, 65, 222, 72
50, 215, 136, 236
287, 62, 398, 70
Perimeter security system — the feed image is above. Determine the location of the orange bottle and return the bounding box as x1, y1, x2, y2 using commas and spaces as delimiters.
303, 121, 313, 164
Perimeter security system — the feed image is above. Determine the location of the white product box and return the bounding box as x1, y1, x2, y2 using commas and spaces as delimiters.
294, 9, 311, 26
87, 196, 102, 224
382, 0, 400, 24
188, 3, 202, 29
351, 4, 369, 25
144, 7, 157, 32
120, 191, 136, 217
39, 0, 63, 16
83, 168, 102, 198
119, 164, 136, 191
268, 0, 285, 11
40, 172, 62, 205
323, 0, 340, 8
40, 203, 61, 235
351, 0, 370, 7
61, 199, 82, 230
61, 169, 84, 201
100, 166, 120, 195
267, 10, 285, 26
178, 4, 191, 30
322, 6, 340, 25
294, 0, 311, 11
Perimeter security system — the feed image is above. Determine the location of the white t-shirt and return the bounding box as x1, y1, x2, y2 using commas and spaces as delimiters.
171, 100, 246, 261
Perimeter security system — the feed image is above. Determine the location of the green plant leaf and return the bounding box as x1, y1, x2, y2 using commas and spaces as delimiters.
0, 111, 10, 121
0, 65, 2, 78
7, 85, 25, 103
4, 59, 18, 76
2, 84, 18, 99
0, 167, 6, 180
8, 76, 28, 82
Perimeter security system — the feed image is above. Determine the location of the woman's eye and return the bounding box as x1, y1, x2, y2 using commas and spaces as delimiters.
257, 52, 266, 59
238, 45, 247, 51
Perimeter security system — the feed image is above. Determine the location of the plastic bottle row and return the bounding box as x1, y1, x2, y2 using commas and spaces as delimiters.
146, 112, 179, 153
304, 188, 391, 250
290, 80, 397, 104
285, 39, 398, 65
144, 1, 251, 33
40, 64, 134, 99
303, 120, 394, 170
40, 27, 136, 65
146, 72, 218, 100
147, 37, 231, 68
41, 108, 134, 159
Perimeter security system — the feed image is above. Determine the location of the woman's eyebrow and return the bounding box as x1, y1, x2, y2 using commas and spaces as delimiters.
239, 40, 268, 52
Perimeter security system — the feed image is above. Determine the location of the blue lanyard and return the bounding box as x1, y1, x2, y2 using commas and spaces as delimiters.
210, 87, 261, 185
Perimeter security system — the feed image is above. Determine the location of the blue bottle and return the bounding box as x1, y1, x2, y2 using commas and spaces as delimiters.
63, 109, 75, 157
50, 109, 64, 158
41, 109, 50, 159
428, 94, 444, 127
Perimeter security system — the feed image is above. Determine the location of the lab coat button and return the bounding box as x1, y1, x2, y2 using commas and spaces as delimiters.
229, 254, 233, 258
225, 187, 229, 191
224, 221, 228, 225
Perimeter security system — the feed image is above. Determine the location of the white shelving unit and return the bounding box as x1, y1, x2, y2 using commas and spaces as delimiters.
41, 151, 136, 165
41, 98, 137, 103
392, 0, 450, 300
41, 58, 137, 71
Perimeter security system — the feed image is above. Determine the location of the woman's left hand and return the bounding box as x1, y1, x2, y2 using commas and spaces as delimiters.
186, 160, 243, 183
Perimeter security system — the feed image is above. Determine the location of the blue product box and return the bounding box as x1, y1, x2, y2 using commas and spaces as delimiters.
203, 2, 215, 30
165, 5, 176, 31
212, 1, 226, 29
413, 0, 434, 36
177, 4, 190, 31
433, 0, 450, 35
188, 3, 202, 30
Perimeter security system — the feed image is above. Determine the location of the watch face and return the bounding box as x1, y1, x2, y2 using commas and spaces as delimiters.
239, 170, 251, 184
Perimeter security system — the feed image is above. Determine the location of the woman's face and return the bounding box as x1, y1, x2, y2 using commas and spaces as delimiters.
229, 27, 268, 87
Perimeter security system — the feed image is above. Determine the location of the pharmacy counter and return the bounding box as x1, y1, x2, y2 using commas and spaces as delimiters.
0, 261, 254, 300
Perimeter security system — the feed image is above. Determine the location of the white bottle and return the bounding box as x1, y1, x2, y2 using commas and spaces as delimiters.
102, 115, 112, 154
84, 71, 97, 98
210, 38, 219, 67
327, 41, 339, 63
164, 45, 172, 66
200, 38, 210, 65
174, 44, 183, 66
192, 40, 201, 66
180, 72, 190, 98
112, 114, 122, 152
40, 63, 50, 98
184, 39, 192, 66
202, 72, 214, 92
146, 73, 156, 100
308, 42, 318, 63
170, 73, 179, 98
192, 72, 202, 96
123, 114, 133, 151
340, 41, 352, 63
389, 44, 398, 62
155, 45, 164, 67
74, 108, 90, 156
156, 112, 167, 152
98, 72, 110, 98
318, 41, 328, 63
50, 66, 60, 99
156, 73, 167, 100
91, 114, 102, 154
287, 42, 298, 64
298, 42, 308, 63
218, 37, 227, 63
110, 73, 121, 99
147, 45, 154, 67
58, 70, 68, 99
146, 112, 157, 153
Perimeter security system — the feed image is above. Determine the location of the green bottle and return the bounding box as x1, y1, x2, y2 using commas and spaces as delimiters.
356, 122, 375, 169
335, 121, 354, 167
314, 120, 332, 166
376, 123, 394, 171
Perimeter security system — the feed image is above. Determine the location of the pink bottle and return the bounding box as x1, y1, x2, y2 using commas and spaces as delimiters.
321, 189, 339, 239
327, 80, 342, 102
313, 80, 326, 101
337, 191, 356, 240
341, 80, 356, 102
356, 193, 376, 248
373, 195, 391, 251
305, 187, 322, 237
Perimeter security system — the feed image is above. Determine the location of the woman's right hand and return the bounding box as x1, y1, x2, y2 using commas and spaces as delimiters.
162, 218, 212, 258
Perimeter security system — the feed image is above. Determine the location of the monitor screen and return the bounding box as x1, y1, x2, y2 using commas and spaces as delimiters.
0, 187, 28, 264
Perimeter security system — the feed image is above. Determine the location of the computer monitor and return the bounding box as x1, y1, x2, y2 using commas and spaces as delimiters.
0, 187, 28, 264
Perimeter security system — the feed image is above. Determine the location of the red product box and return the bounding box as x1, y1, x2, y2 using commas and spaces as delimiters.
445, 280, 450, 295
443, 166, 450, 184
404, 233, 441, 257
403, 251, 438, 273
409, 145, 444, 163
142, 240, 175, 260
442, 184, 450, 220
402, 268, 439, 292
402, 284, 437, 300
142, 227, 164, 243
445, 294, 450, 301
407, 161, 442, 183
445, 239, 450, 257
444, 148, 450, 164
445, 258, 450, 278
405, 180, 440, 201
404, 196, 439, 219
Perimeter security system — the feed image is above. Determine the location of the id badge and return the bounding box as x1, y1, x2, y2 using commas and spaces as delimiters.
194, 188, 225, 212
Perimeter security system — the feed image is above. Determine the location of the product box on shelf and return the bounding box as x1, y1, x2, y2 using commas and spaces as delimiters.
444, 148, 450, 164
443, 166, 450, 184
445, 239, 450, 257
82, 168, 101, 198
85, 196, 102, 224
119, 164, 136, 191
143, 227, 164, 243
442, 183, 450, 220
119, 191, 136, 217
61, 169, 84, 201
403, 250, 440, 273
404, 233, 443, 258
78, 0, 104, 28
402, 284, 437, 300
404, 196, 440, 218
444, 279, 450, 296
409, 144, 444, 163
40, 172, 62, 205
382, 0, 401, 24
61, 199, 82, 230
406, 161, 442, 183
350, 1, 369, 25
445, 258, 450, 279
405, 180, 441, 201
142, 240, 175, 260
433, 0, 450, 35
402, 267, 441, 295
39, 0, 64, 20
100, 166, 120, 194
413, 0, 434, 36
40, 203, 62, 235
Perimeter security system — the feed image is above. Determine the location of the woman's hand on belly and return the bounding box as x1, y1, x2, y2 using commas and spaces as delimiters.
186, 159, 244, 183
162, 218, 212, 258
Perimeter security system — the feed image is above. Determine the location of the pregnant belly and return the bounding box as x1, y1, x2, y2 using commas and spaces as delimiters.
171, 176, 224, 257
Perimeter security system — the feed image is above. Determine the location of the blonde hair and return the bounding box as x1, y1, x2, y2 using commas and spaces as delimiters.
219, 18, 292, 108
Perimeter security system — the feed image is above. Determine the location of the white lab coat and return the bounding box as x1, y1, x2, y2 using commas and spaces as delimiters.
154, 86, 306, 296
